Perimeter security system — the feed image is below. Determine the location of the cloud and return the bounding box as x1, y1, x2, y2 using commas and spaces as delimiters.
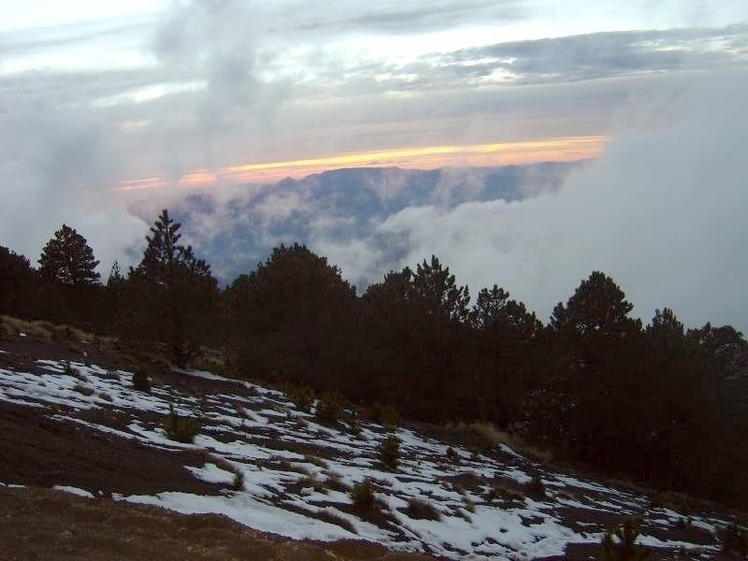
321, 70, 748, 331
0, 95, 148, 275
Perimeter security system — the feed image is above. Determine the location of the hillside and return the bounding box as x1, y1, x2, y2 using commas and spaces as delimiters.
0, 328, 743, 560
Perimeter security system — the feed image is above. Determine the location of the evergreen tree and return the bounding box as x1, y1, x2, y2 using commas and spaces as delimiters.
38, 224, 100, 286
106, 260, 125, 290
0, 246, 34, 316
551, 271, 639, 336
225, 243, 357, 386
410, 255, 470, 323
124, 209, 217, 364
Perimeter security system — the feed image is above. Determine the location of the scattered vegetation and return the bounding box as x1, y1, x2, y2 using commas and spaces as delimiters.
304, 455, 328, 469
525, 473, 546, 500
102, 370, 121, 381
601, 518, 652, 561
404, 498, 441, 521
369, 402, 399, 428
315, 391, 346, 424
73, 383, 94, 396
131, 365, 151, 393
4, 208, 748, 508
296, 475, 328, 494
284, 383, 314, 412
486, 484, 525, 504
318, 509, 357, 534
325, 472, 351, 493
351, 479, 379, 512
378, 435, 401, 471
719, 523, 748, 557
162, 404, 201, 443
232, 471, 244, 491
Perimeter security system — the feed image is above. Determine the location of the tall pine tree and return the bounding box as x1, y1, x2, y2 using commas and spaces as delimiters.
126, 209, 217, 364
38, 224, 100, 286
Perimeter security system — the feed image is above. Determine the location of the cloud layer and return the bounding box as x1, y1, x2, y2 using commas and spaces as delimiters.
314, 70, 748, 331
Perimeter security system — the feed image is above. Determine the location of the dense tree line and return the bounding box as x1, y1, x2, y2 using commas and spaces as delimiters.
2, 211, 748, 507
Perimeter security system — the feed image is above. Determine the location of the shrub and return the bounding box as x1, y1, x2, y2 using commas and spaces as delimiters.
297, 475, 328, 494
318, 509, 356, 534
525, 473, 546, 500
719, 524, 748, 557
285, 383, 314, 412
369, 402, 399, 427
315, 392, 346, 424
63, 361, 79, 377
304, 455, 328, 469
163, 404, 201, 443
325, 472, 351, 493
132, 365, 151, 393
232, 471, 245, 491
379, 435, 401, 471
486, 484, 524, 503
0, 320, 15, 340
97, 391, 113, 401
347, 420, 363, 439
73, 383, 94, 396
405, 498, 441, 521
446, 446, 460, 462
351, 479, 378, 510
601, 518, 652, 561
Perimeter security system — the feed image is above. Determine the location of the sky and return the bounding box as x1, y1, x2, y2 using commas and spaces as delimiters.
1, 0, 747, 330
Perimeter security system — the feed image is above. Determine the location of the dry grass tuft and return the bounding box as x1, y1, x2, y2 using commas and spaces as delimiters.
404, 498, 441, 521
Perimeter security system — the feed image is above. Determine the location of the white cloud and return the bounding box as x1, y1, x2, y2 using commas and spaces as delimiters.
322, 70, 748, 331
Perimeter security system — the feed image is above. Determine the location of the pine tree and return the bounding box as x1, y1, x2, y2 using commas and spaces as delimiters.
38, 224, 100, 286
126, 209, 217, 365
106, 260, 125, 290
0, 246, 34, 316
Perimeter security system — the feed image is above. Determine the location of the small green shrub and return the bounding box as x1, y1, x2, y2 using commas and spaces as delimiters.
525, 473, 546, 499
315, 392, 346, 424
369, 402, 399, 427
351, 479, 377, 511
720, 523, 748, 557
379, 435, 401, 471
601, 518, 652, 561
132, 365, 151, 393
405, 498, 441, 520
163, 404, 201, 443
285, 383, 314, 412
347, 420, 363, 439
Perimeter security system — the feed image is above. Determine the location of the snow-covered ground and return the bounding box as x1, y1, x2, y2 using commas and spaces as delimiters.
0, 357, 731, 559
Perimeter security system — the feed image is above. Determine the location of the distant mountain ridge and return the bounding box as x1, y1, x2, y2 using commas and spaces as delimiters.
166, 162, 585, 285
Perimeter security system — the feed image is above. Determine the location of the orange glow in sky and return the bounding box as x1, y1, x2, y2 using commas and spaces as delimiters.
117, 135, 608, 192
